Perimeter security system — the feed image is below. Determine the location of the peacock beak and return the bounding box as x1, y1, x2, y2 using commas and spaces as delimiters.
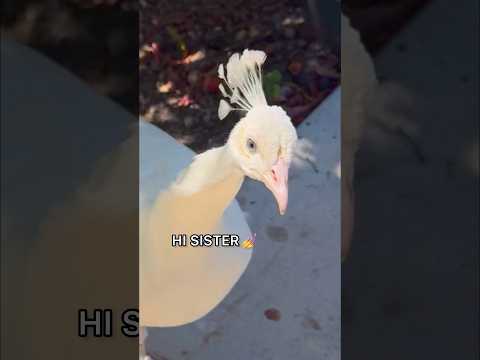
263, 158, 289, 215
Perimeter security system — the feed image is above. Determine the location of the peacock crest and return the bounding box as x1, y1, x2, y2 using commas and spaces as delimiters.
217, 49, 268, 120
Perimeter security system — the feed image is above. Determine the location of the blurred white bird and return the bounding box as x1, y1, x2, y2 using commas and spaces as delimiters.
341, 13, 416, 260
341, 13, 376, 259
2, 38, 141, 360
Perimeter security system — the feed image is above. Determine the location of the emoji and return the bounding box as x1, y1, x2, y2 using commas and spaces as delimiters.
241, 233, 256, 249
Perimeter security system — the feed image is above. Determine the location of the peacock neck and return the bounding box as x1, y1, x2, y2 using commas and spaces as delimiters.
170, 145, 245, 230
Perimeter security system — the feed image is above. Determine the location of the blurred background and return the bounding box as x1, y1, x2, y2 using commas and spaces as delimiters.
2, 1, 477, 359
1, 0, 429, 153
1, 0, 139, 114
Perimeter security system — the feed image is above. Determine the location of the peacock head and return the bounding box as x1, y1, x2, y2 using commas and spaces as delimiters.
217, 49, 298, 215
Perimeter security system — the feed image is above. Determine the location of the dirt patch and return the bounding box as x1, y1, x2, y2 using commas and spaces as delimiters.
266, 225, 289, 242
264, 307, 282, 321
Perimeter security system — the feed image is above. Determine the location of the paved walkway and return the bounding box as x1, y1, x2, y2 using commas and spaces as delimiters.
147, 89, 341, 360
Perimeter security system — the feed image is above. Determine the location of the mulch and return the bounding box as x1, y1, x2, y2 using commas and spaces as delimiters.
139, 0, 340, 153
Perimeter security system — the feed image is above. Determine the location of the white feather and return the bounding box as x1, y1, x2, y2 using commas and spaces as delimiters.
291, 138, 316, 169
218, 99, 232, 120
218, 49, 268, 113
218, 63, 225, 80
241, 49, 266, 69
226, 53, 241, 89
219, 83, 228, 98
140, 121, 252, 327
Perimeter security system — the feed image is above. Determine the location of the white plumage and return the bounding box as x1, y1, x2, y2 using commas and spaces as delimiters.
140, 50, 297, 324
139, 121, 253, 327
139, 49, 298, 358
217, 49, 268, 118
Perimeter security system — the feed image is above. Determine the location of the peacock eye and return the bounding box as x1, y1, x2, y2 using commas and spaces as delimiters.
246, 138, 256, 153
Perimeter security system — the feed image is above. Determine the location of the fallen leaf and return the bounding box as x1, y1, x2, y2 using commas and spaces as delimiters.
177, 95, 193, 107
176, 50, 206, 65
157, 81, 173, 93
288, 61, 303, 75
203, 76, 220, 93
